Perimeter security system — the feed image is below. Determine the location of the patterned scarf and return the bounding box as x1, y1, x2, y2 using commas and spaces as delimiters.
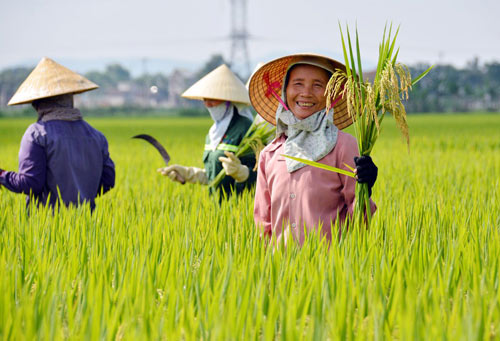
273, 61, 339, 172
276, 106, 338, 173
32, 94, 82, 122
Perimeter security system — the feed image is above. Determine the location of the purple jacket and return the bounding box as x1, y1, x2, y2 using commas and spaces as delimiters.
0, 119, 115, 210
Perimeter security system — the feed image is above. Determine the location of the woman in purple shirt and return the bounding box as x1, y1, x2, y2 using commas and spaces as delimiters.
0, 57, 115, 210
248, 54, 377, 245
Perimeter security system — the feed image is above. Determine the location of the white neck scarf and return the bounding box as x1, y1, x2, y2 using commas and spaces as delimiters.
276, 105, 338, 173
235, 105, 255, 122
207, 102, 234, 150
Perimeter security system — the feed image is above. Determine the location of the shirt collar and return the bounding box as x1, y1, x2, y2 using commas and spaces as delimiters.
266, 134, 286, 152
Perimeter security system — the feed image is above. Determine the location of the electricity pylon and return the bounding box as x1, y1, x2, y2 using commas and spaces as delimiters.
229, 0, 250, 78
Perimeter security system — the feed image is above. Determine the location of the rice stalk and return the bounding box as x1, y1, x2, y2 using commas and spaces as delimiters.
209, 121, 275, 188
324, 23, 433, 225
1, 115, 499, 339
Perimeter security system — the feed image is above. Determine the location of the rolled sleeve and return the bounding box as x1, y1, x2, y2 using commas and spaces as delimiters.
253, 151, 272, 239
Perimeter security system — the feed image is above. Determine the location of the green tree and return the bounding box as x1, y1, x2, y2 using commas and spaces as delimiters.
0, 67, 31, 107
106, 64, 130, 82
192, 54, 228, 83
136, 73, 169, 100
85, 63, 131, 89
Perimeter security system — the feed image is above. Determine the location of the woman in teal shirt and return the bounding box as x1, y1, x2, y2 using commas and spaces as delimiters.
158, 64, 256, 197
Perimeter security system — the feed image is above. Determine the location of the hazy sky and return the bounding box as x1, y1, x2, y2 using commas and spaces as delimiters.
1, 0, 499, 74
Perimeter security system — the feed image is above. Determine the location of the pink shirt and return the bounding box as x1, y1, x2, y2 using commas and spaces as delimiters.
254, 131, 376, 245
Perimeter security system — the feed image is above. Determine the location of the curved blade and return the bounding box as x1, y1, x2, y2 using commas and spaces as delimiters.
132, 134, 186, 185
132, 134, 170, 165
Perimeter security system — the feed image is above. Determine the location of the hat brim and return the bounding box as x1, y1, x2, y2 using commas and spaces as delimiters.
248, 53, 352, 130
8, 86, 98, 106
181, 64, 250, 105
7, 57, 99, 106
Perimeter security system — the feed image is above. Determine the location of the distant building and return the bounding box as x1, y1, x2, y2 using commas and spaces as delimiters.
74, 69, 196, 109
165, 69, 194, 108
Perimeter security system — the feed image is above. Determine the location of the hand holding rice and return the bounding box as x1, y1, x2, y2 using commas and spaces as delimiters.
249, 53, 377, 245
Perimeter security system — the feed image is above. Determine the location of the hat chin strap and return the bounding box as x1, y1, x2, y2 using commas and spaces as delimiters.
263, 71, 289, 111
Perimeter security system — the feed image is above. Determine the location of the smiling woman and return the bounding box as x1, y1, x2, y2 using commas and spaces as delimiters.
248, 53, 379, 245
285, 64, 330, 119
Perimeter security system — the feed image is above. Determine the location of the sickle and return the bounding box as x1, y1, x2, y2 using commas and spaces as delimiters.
132, 134, 185, 184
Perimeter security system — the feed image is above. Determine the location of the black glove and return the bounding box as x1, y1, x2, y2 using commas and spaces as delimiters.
354, 155, 378, 196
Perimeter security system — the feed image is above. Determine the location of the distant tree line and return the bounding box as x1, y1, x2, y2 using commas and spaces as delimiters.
0, 67, 31, 107
1, 56, 499, 113
406, 59, 500, 112
0, 54, 228, 115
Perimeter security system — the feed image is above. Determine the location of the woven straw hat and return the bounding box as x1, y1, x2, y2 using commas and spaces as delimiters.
182, 64, 250, 105
245, 62, 265, 89
248, 53, 352, 129
8, 57, 98, 106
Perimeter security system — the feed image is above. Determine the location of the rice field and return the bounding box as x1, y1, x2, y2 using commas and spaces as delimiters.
0, 113, 499, 340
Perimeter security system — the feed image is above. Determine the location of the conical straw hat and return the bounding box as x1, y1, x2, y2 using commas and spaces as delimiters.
245, 62, 265, 89
8, 57, 98, 106
248, 53, 352, 129
182, 64, 250, 105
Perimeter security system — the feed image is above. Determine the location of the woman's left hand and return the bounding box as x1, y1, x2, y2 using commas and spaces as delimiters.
218, 151, 249, 183
354, 155, 378, 196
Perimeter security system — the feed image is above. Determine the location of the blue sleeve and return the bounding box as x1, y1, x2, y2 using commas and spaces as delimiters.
98, 137, 115, 195
0, 129, 46, 195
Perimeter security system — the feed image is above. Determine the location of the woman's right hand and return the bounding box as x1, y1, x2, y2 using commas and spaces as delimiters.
157, 165, 187, 184
157, 165, 207, 185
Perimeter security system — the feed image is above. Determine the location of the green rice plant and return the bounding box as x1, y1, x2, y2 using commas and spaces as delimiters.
327, 23, 433, 226
209, 121, 275, 188
0, 114, 499, 339
285, 24, 433, 227
282, 154, 356, 178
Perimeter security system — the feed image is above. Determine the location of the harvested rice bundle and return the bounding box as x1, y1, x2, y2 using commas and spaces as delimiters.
285, 24, 432, 226
210, 121, 275, 188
